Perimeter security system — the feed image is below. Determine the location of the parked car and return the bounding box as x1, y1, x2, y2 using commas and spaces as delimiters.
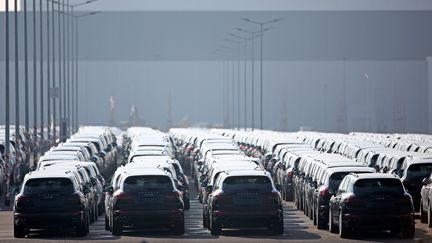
329, 173, 414, 239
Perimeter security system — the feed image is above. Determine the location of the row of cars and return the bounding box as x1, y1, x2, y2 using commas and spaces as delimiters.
1, 125, 60, 205
103, 127, 188, 235
170, 128, 284, 235
13, 126, 120, 238
212, 129, 419, 239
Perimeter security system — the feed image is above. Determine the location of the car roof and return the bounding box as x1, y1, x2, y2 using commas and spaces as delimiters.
349, 173, 399, 180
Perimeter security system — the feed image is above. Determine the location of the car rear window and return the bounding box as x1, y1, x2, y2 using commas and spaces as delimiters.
24, 178, 74, 194
407, 163, 432, 179
123, 176, 173, 192
329, 171, 372, 192
354, 178, 403, 195
223, 176, 272, 192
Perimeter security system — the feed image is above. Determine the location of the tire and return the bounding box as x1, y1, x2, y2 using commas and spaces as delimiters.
14, 224, 26, 238
112, 218, 122, 236
400, 222, 415, 239
172, 218, 185, 235
210, 216, 222, 235
76, 221, 87, 237
338, 211, 351, 239
4, 195, 10, 207
420, 200, 427, 223
428, 203, 432, 228
270, 219, 284, 235
203, 212, 209, 228
184, 198, 190, 210
316, 207, 327, 230
105, 214, 110, 231
329, 210, 337, 233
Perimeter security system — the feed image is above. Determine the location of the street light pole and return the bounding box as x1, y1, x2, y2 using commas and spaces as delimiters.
5, 0, 11, 194
33, 0, 38, 162
47, 0, 51, 144
242, 18, 282, 130
40, 0, 44, 144
14, 0, 20, 153
230, 33, 248, 130
52, 0, 56, 144
24, 0, 30, 142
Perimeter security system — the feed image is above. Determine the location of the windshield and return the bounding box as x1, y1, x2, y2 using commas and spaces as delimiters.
406, 163, 432, 179
123, 176, 173, 192
24, 178, 74, 194
354, 178, 404, 195
223, 176, 272, 192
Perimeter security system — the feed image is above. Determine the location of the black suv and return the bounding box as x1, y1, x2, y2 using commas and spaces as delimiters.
13, 171, 90, 238
205, 170, 283, 235
105, 169, 184, 235
329, 173, 415, 239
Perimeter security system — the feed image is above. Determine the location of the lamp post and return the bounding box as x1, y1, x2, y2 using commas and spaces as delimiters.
32, 0, 38, 161
14, 0, 20, 157
24, 0, 30, 164
54, 0, 100, 137
242, 18, 282, 130
4, 0, 11, 205
219, 44, 236, 128
224, 38, 242, 130
229, 33, 248, 130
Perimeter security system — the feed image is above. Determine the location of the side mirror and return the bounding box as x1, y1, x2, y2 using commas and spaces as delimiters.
174, 179, 184, 191
103, 186, 114, 195
99, 151, 106, 158
12, 187, 21, 196
422, 177, 430, 186
90, 156, 98, 163
275, 184, 282, 192
201, 180, 208, 188
91, 177, 98, 186
83, 186, 91, 195
205, 185, 213, 193
311, 181, 318, 188
120, 160, 126, 166
196, 160, 204, 166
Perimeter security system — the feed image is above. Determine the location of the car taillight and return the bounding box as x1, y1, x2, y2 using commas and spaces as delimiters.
267, 191, 281, 209
399, 194, 413, 208
344, 195, 364, 208
165, 191, 182, 200
16, 195, 30, 208
287, 170, 293, 177
213, 192, 232, 209
115, 191, 134, 204
319, 187, 329, 197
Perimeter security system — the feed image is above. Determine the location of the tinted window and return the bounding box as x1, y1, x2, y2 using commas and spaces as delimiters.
407, 163, 432, 179
24, 178, 74, 194
223, 176, 272, 192
329, 172, 350, 192
123, 176, 173, 192
354, 179, 403, 195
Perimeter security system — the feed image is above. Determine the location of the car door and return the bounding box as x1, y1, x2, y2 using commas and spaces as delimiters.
331, 177, 349, 225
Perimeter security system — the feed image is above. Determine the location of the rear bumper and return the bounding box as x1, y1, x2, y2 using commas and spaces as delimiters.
342, 212, 414, 230
14, 211, 84, 228
212, 209, 283, 228
114, 209, 183, 227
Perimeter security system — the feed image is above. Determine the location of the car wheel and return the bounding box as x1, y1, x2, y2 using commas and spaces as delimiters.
105, 214, 110, 231
420, 200, 427, 223
203, 212, 209, 228
210, 216, 222, 235
428, 202, 432, 228
400, 222, 415, 239
184, 198, 190, 210
316, 208, 327, 230
329, 210, 338, 233
76, 220, 88, 237
14, 224, 26, 238
270, 218, 284, 235
172, 217, 185, 235
112, 218, 122, 236
4, 195, 10, 206
338, 211, 351, 239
